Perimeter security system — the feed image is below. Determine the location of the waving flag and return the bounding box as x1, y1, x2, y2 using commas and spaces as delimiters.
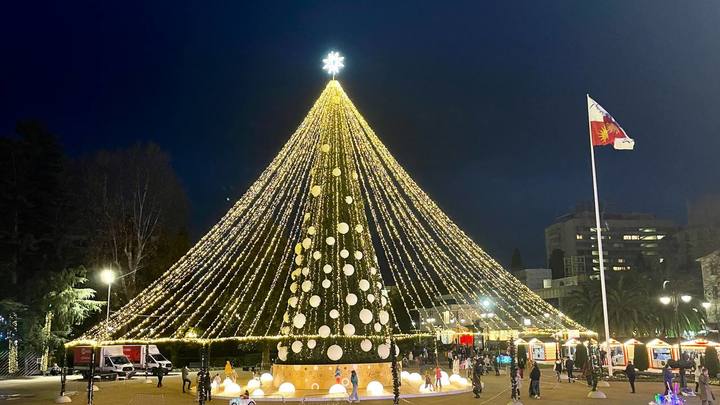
587, 95, 635, 150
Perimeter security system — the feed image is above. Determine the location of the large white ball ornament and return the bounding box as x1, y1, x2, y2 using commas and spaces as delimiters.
440, 371, 450, 386
332, 168, 341, 177
318, 325, 331, 338
308, 226, 316, 235
340, 249, 349, 258
366, 381, 384, 396
408, 373, 422, 383
355, 224, 364, 233
328, 383, 347, 394
401, 371, 410, 380
278, 347, 288, 361
374, 322, 382, 332
291, 340, 303, 353
251, 388, 265, 397
309, 295, 321, 307
307, 339, 317, 349
278, 382, 295, 394
327, 345, 343, 361
260, 373, 274, 385
367, 294, 375, 303
293, 313, 306, 329
354, 251, 363, 260
310, 185, 322, 197
359, 279, 370, 291
321, 144, 331, 153
359, 309, 373, 324
322, 279, 331, 289
345, 196, 353, 204
330, 309, 340, 319
379, 310, 390, 325
345, 293, 358, 306
378, 343, 390, 359
360, 339, 372, 352
323, 264, 333, 273
342, 323, 355, 336
288, 297, 298, 308
301, 280, 312, 292
326, 237, 336, 246
343, 264, 355, 276
337, 222, 349, 234
312, 251, 321, 260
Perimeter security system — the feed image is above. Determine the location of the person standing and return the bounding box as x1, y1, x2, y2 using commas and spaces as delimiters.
335, 366, 342, 384
698, 367, 716, 405
625, 361, 636, 393
565, 357, 575, 383
529, 363, 541, 399
662, 362, 673, 396
434, 365, 442, 390
695, 363, 703, 393
156, 366, 164, 388
472, 359, 483, 398
182, 365, 192, 393
554, 358, 563, 382
349, 370, 359, 403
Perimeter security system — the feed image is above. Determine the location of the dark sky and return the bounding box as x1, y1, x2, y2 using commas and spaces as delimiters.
2, 1, 719, 267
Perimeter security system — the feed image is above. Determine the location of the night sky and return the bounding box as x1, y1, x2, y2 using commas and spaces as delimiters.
2, 1, 719, 267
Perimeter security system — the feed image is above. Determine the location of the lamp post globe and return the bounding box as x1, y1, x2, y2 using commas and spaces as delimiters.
659, 296, 671, 305
680, 295, 692, 303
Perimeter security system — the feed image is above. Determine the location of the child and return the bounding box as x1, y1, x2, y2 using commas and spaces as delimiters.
435, 366, 442, 390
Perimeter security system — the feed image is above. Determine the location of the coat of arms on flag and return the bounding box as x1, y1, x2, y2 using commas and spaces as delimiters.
587, 95, 635, 150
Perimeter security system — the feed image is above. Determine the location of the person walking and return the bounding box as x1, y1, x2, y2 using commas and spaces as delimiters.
662, 362, 673, 396
434, 365, 442, 390
581, 360, 592, 387
156, 366, 164, 388
625, 361, 636, 393
182, 365, 192, 393
698, 367, 716, 405
554, 358, 563, 382
695, 363, 703, 393
565, 357, 575, 383
349, 370, 359, 403
514, 368, 522, 399
493, 355, 500, 376
529, 362, 541, 399
472, 359, 483, 398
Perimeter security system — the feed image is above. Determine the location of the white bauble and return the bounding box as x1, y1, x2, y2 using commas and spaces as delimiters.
354, 251, 363, 260
337, 222, 349, 234
366, 381, 383, 396
400, 371, 410, 380
308, 226, 316, 235
312, 251, 321, 260
301, 280, 312, 292
329, 309, 340, 319
374, 322, 382, 332
358, 279, 370, 291
323, 264, 333, 273
367, 294, 375, 303
359, 309, 373, 324
360, 339, 372, 352
326, 236, 336, 246
327, 345, 343, 361
318, 325, 331, 338
343, 264, 355, 276
309, 295, 321, 308
342, 323, 355, 336
291, 340, 303, 353
260, 373, 273, 385
290, 282, 298, 293
378, 343, 390, 359
328, 384, 346, 394
340, 249, 349, 258
332, 168, 341, 177
293, 313, 306, 329
301, 267, 310, 276
370, 267, 377, 275
352, 171, 359, 180
379, 310, 390, 325
345, 293, 358, 306
278, 382, 295, 394
381, 296, 388, 306
355, 224, 364, 233
283, 312, 290, 323
302, 238, 312, 249
345, 196, 353, 204
307, 339, 317, 349
278, 347, 288, 361
322, 279, 331, 289
310, 185, 321, 197
294, 255, 303, 265
251, 388, 265, 397
294, 243, 302, 255
288, 297, 298, 308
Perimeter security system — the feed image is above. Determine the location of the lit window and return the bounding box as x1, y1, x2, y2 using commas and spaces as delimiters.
617, 258, 625, 263
623, 235, 639, 240
576, 234, 583, 240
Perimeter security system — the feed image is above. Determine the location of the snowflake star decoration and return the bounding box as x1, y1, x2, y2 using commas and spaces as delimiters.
322, 51, 344, 79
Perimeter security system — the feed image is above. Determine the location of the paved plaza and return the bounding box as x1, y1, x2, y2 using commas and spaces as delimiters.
0, 369, 714, 405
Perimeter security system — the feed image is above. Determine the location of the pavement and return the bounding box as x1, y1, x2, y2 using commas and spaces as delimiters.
0, 370, 714, 404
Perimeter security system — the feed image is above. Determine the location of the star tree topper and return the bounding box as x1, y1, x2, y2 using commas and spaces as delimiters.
322, 51, 344, 79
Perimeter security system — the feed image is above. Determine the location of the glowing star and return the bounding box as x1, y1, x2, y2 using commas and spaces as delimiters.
322, 51, 345, 78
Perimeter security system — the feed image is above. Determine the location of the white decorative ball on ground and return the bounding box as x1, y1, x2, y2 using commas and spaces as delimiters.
327, 344, 343, 361
401, 371, 410, 380
330, 309, 340, 319
251, 388, 265, 397
449, 374, 462, 384
355, 224, 363, 233
458, 377, 469, 386
358, 279, 370, 291
322, 279, 331, 289
345, 293, 358, 306
377, 343, 390, 359
310, 185, 321, 197
440, 371, 450, 386
278, 382, 295, 394
326, 236, 336, 246
340, 249, 349, 258
343, 323, 356, 336
323, 264, 333, 273
293, 313, 306, 329
345, 196, 353, 204
359, 308, 373, 324
408, 373, 422, 383
307, 339, 317, 349
328, 383, 347, 394
337, 222, 349, 234
302, 238, 312, 249
301, 280, 312, 292
309, 295, 321, 307
419, 384, 434, 394
260, 373, 273, 385
379, 310, 389, 325
343, 264, 355, 276
288, 297, 298, 308
332, 168, 341, 177
246, 378, 261, 390
308, 226, 316, 235
354, 251, 363, 260
360, 339, 372, 352
291, 340, 303, 353
318, 325, 331, 338
366, 381, 384, 396
224, 378, 242, 395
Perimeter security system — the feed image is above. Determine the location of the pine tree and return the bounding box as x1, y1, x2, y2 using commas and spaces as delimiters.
705, 346, 719, 378
633, 344, 648, 371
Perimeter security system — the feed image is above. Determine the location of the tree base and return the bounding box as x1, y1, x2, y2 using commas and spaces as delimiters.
506, 400, 523, 405
587, 390, 607, 398
596, 381, 610, 387
54, 395, 72, 403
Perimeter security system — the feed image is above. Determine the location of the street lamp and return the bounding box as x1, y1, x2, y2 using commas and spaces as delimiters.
100, 268, 116, 331
680, 295, 692, 303
659, 296, 671, 305
659, 281, 694, 391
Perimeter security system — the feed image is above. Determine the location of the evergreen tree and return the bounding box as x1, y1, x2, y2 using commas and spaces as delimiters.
705, 346, 719, 378
510, 248, 523, 272
633, 344, 649, 371
575, 344, 588, 369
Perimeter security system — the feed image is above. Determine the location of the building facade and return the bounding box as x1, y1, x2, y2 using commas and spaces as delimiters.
545, 203, 676, 278
698, 250, 720, 330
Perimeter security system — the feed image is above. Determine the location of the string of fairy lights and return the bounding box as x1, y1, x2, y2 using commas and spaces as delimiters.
76, 66, 586, 349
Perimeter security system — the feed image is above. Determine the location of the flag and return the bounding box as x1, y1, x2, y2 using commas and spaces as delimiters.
587, 95, 634, 150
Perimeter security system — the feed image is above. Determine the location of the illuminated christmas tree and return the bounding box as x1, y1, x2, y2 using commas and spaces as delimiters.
76, 52, 586, 354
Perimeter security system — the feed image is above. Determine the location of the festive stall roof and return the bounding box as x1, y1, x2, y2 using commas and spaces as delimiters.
73, 79, 585, 346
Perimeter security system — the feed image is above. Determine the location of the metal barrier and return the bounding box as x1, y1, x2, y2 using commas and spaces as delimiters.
0, 350, 41, 376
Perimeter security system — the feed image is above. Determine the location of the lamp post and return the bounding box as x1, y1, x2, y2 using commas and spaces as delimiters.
100, 268, 116, 331
659, 281, 693, 391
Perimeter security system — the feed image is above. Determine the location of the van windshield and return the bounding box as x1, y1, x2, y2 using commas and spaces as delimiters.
152, 353, 168, 362
110, 356, 130, 365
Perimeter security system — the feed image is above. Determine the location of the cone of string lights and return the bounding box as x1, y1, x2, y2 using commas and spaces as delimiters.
71, 52, 588, 382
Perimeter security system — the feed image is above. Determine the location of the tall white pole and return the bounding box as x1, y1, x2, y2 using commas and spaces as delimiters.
106, 283, 112, 331
587, 94, 614, 376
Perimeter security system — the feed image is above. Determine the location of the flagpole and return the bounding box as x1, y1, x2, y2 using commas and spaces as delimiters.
587, 94, 614, 377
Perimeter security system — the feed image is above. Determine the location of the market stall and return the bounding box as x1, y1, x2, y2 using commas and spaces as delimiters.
647, 338, 675, 369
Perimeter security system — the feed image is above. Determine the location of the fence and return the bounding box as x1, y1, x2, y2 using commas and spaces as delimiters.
0, 350, 41, 376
